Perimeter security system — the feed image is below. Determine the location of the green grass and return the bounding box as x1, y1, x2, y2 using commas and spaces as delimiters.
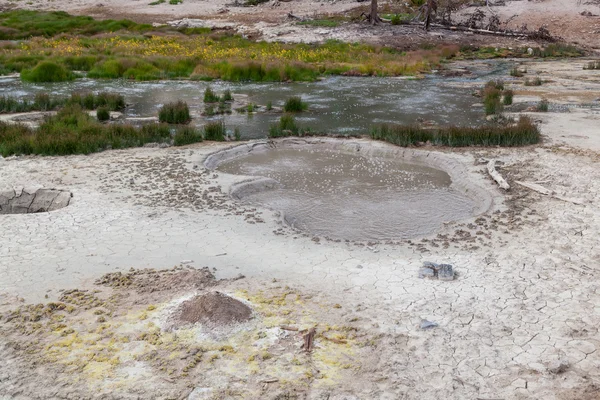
0, 105, 173, 156
0, 92, 124, 114
158, 101, 190, 124
269, 115, 301, 138
503, 89, 514, 106
483, 81, 503, 115
221, 89, 233, 102
149, 0, 165, 4
203, 87, 220, 103
0, 10, 151, 39
370, 116, 540, 147
21, 61, 75, 83
173, 126, 203, 146
96, 107, 110, 122
203, 120, 226, 141
283, 96, 308, 112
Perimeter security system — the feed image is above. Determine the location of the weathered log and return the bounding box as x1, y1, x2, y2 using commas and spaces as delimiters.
515, 181, 586, 205
487, 160, 510, 190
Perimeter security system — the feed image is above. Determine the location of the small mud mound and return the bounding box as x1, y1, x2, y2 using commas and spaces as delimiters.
0, 187, 71, 214
171, 292, 252, 329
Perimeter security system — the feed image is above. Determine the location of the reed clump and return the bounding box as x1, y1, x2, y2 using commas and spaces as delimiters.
283, 96, 308, 112
173, 126, 203, 146
203, 120, 226, 141
158, 101, 190, 124
370, 116, 540, 147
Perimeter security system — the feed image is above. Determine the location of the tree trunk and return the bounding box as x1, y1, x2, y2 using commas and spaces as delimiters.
370, 0, 381, 25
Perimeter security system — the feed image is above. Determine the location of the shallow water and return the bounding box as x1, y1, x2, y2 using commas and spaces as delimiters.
218, 148, 477, 241
0, 64, 505, 139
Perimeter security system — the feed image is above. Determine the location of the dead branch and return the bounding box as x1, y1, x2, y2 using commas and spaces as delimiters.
487, 160, 510, 190
515, 181, 586, 205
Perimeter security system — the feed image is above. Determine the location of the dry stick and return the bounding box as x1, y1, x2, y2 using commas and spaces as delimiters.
515, 181, 586, 205
280, 325, 299, 331
303, 327, 316, 352
487, 160, 510, 190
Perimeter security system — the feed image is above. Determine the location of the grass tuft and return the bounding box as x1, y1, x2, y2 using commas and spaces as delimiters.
203, 87, 220, 103
203, 120, 226, 141
536, 99, 549, 112
96, 107, 110, 122
21, 61, 75, 83
173, 126, 203, 146
269, 115, 301, 138
283, 96, 308, 112
502, 89, 514, 106
158, 101, 190, 124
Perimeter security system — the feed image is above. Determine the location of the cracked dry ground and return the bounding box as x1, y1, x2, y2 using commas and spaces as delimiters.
0, 140, 599, 399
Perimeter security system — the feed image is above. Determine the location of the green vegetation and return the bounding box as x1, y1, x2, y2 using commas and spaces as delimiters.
234, 127, 241, 141
0, 92, 125, 114
222, 89, 233, 102
203, 120, 226, 141
266, 101, 273, 111
483, 81, 503, 115
583, 61, 600, 70
21, 61, 75, 83
503, 89, 514, 106
524, 77, 543, 86
96, 107, 110, 122
283, 96, 308, 112
370, 117, 540, 147
537, 99, 549, 112
169, 0, 182, 4
0, 106, 175, 156
390, 14, 412, 25
269, 115, 301, 138
149, 0, 165, 5
173, 126, 203, 146
158, 101, 191, 124
203, 87, 220, 103
0, 11, 464, 82
0, 10, 151, 39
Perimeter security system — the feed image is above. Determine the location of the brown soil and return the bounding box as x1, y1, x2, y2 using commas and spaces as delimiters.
172, 291, 253, 329
95, 266, 216, 293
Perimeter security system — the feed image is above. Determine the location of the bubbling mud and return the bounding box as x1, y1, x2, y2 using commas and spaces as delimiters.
207, 138, 492, 241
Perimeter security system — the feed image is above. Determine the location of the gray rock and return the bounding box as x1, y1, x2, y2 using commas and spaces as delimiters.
547, 359, 570, 374
420, 320, 438, 330
418, 267, 436, 279
438, 264, 455, 281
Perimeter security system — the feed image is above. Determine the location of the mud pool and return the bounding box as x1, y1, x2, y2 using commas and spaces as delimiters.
211, 140, 490, 241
